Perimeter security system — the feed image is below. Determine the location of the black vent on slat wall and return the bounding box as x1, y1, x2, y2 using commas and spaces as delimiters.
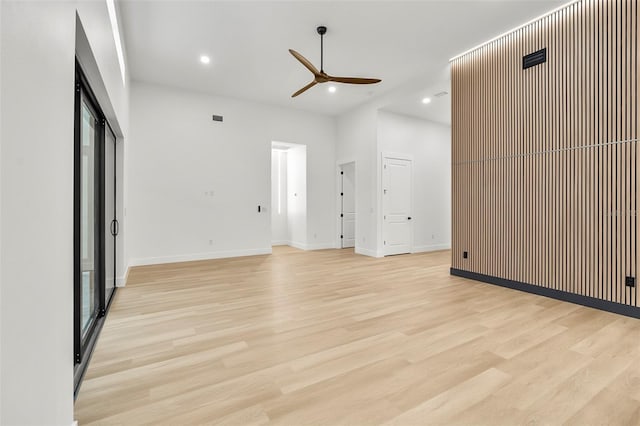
523, 48, 547, 70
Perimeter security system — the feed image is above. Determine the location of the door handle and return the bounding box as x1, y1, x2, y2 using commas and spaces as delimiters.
114, 219, 119, 236
408, 217, 412, 220
110, 219, 119, 236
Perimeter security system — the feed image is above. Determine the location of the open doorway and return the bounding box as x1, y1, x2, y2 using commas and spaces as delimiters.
271, 141, 307, 248
339, 162, 356, 248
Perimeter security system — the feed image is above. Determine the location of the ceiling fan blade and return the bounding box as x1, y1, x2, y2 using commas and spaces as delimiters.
289, 49, 320, 76
291, 81, 318, 97
328, 76, 382, 84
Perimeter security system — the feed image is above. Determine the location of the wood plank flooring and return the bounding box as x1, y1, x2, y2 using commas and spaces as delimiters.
74, 247, 640, 425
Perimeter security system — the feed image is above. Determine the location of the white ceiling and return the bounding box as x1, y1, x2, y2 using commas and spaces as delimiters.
120, 0, 565, 122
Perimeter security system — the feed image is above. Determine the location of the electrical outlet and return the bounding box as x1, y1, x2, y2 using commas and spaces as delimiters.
626, 276, 636, 288
463, 251, 468, 259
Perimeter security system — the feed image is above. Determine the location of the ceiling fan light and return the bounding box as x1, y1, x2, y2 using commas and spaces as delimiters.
199, 55, 211, 64
328, 86, 337, 93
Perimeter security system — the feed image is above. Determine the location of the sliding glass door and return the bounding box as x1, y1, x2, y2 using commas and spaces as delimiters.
74, 61, 119, 392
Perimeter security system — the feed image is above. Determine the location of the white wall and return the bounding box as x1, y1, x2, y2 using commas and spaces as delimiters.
286, 144, 307, 248
0, 1, 3, 421
127, 82, 336, 266
1, 3, 75, 424
377, 111, 451, 252
336, 104, 451, 258
271, 150, 288, 244
76, 2, 129, 135
0, 1, 129, 424
75, 1, 130, 286
336, 106, 379, 256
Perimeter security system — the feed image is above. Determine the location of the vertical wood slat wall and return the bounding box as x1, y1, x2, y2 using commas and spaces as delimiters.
451, 0, 639, 309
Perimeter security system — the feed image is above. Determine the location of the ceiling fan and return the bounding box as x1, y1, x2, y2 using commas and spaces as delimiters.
289, 26, 382, 98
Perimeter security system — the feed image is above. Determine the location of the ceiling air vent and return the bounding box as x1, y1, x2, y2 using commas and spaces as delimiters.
434, 91, 449, 98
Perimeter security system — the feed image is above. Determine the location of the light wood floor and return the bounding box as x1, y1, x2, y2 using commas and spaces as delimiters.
75, 247, 640, 425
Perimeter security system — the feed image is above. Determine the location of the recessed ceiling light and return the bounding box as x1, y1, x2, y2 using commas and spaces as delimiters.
200, 55, 211, 64
422, 97, 431, 104
328, 86, 337, 93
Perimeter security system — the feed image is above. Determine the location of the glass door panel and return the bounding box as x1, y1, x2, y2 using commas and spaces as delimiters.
79, 97, 100, 340
105, 127, 116, 305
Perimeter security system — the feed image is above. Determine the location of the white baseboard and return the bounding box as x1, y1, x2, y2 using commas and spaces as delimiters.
116, 276, 127, 287
278, 241, 335, 251
287, 241, 306, 250
412, 244, 451, 253
120, 265, 131, 287
128, 247, 273, 267
272, 241, 340, 250
355, 247, 383, 258
271, 240, 289, 246
305, 242, 336, 250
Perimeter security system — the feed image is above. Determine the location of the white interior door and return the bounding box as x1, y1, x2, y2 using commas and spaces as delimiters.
341, 163, 356, 248
383, 157, 412, 255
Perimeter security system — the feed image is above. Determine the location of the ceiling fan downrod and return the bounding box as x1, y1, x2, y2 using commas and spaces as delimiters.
317, 26, 326, 73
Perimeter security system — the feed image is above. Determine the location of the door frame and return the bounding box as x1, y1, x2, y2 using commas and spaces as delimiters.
380, 152, 414, 256
336, 160, 356, 249
73, 60, 119, 396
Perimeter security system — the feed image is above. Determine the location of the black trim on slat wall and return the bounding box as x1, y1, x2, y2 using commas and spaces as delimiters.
451, 268, 640, 319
